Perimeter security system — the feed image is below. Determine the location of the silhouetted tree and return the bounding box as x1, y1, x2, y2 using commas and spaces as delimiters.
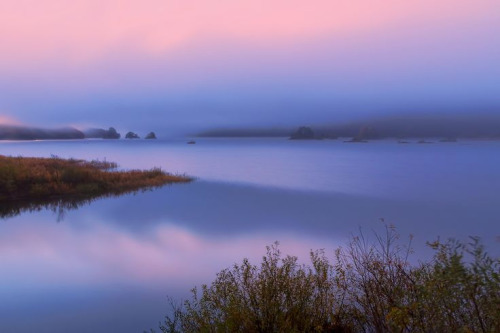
103, 127, 120, 139
290, 126, 315, 140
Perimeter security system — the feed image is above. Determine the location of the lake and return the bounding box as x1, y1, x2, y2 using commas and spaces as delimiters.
0, 138, 499, 332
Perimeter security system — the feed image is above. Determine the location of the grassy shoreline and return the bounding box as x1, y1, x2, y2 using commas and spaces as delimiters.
0, 155, 192, 203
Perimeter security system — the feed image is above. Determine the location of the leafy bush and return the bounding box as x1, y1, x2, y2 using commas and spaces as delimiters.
155, 226, 499, 333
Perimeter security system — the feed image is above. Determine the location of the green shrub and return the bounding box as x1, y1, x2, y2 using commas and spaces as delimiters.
155, 226, 499, 333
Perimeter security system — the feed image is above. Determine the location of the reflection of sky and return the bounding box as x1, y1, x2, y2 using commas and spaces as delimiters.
0, 202, 337, 332
1, 139, 499, 332
1, 179, 498, 332
0, 214, 330, 289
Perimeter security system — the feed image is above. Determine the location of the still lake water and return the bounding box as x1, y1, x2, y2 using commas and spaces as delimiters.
1, 138, 499, 332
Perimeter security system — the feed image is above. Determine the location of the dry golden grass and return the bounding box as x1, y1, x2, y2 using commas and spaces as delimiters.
0, 155, 191, 202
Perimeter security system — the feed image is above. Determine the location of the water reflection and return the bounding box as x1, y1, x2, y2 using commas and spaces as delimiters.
1, 197, 96, 221
0, 209, 334, 333
2, 179, 498, 252
2, 177, 496, 268
1, 175, 497, 333
88, 180, 500, 250
1, 139, 499, 332
0, 185, 181, 221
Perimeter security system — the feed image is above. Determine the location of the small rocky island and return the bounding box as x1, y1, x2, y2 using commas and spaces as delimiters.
125, 131, 140, 139
145, 132, 157, 139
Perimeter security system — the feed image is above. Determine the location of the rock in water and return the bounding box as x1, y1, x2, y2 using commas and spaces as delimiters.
145, 132, 157, 139
125, 131, 140, 139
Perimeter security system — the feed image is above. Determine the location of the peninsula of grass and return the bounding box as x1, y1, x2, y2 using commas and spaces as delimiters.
0, 155, 191, 202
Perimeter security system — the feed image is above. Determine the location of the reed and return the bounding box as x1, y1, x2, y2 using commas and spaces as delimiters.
0, 155, 191, 202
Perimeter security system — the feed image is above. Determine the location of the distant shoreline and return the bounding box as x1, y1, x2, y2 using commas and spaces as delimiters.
196, 113, 500, 140
0, 125, 157, 141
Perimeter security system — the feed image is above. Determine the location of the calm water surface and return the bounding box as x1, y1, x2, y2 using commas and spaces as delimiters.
1, 138, 499, 332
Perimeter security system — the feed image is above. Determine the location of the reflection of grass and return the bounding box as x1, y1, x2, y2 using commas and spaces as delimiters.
157, 225, 500, 333
0, 155, 192, 218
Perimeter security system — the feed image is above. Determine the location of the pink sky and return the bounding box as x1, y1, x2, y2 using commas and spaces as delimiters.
0, 0, 498, 130
0, 0, 492, 68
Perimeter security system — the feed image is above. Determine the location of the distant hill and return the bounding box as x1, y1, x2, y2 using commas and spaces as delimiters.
0, 125, 84, 140
316, 114, 500, 140
196, 113, 500, 140
83, 127, 121, 139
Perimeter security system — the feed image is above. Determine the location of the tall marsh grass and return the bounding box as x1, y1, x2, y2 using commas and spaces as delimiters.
0, 155, 191, 201
0, 155, 192, 218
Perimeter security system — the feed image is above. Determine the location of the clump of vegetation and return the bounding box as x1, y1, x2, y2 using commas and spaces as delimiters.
103, 127, 121, 139
155, 226, 499, 333
0, 155, 191, 203
84, 127, 121, 139
289, 126, 315, 140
